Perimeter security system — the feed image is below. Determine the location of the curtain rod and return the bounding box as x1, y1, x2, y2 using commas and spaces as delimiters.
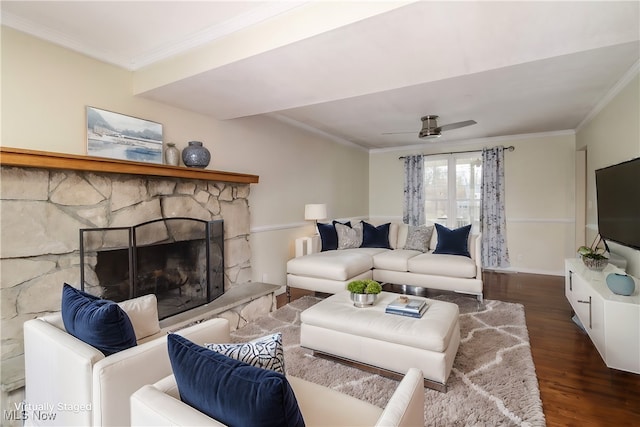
398, 145, 515, 160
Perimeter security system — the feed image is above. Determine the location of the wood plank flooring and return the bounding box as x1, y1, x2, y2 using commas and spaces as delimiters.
279, 272, 640, 426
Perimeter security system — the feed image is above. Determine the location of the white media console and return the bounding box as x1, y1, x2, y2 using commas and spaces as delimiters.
565, 258, 640, 374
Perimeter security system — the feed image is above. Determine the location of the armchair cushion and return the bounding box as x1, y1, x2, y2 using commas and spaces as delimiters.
61, 283, 137, 356
118, 293, 160, 341
205, 332, 285, 374
168, 334, 305, 427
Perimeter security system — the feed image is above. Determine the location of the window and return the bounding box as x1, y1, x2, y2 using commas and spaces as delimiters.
423, 153, 482, 231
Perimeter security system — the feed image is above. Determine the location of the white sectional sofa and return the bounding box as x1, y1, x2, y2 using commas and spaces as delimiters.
287, 221, 483, 302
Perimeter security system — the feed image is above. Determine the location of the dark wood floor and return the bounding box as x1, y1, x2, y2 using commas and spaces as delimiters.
279, 272, 640, 426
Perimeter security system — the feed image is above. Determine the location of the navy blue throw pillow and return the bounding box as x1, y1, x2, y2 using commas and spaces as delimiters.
168, 334, 305, 427
317, 222, 338, 251
360, 222, 391, 249
317, 221, 351, 251
61, 283, 137, 356
433, 224, 472, 257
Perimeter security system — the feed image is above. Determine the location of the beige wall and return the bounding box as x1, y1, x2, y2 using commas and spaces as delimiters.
3, 24, 638, 283
576, 73, 640, 277
370, 133, 577, 275
0, 27, 369, 290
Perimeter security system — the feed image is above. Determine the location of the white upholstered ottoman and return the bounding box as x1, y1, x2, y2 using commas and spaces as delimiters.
300, 291, 460, 392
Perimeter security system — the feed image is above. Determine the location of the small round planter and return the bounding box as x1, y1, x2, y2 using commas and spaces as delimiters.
350, 293, 377, 308
582, 256, 607, 271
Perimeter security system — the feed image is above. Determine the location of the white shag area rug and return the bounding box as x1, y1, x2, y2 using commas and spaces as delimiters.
231, 294, 546, 427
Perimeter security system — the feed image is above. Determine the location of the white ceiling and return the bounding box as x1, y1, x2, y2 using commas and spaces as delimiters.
2, 1, 639, 150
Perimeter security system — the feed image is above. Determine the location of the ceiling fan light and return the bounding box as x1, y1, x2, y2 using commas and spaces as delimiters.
420, 133, 441, 139
419, 115, 440, 139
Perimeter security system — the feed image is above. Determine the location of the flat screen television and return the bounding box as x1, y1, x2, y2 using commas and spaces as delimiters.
595, 157, 640, 250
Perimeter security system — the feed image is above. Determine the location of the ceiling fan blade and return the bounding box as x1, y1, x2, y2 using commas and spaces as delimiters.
438, 120, 477, 132
382, 131, 417, 135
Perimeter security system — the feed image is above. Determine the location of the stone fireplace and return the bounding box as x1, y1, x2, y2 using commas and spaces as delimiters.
0, 149, 260, 367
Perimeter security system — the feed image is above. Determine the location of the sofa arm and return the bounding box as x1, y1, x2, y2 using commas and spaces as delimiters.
294, 235, 322, 256
375, 368, 424, 427
92, 317, 230, 427
130, 384, 226, 427
473, 232, 482, 277
24, 318, 104, 426
169, 317, 231, 343
309, 235, 321, 254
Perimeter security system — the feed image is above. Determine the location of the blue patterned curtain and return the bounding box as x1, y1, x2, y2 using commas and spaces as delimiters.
403, 155, 425, 226
481, 147, 510, 267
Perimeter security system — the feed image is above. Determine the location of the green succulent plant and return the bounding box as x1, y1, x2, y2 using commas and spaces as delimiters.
347, 279, 382, 294
577, 245, 607, 259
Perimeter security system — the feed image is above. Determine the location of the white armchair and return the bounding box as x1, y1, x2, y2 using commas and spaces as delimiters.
23, 294, 230, 427
130, 368, 424, 427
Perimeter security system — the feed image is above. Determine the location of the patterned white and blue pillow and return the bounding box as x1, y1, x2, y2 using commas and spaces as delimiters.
205, 333, 285, 374
404, 225, 434, 252
335, 222, 363, 249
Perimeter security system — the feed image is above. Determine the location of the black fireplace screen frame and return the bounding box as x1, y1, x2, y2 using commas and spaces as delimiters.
79, 217, 224, 320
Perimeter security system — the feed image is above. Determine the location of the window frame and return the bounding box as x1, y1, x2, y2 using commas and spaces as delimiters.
422, 152, 482, 231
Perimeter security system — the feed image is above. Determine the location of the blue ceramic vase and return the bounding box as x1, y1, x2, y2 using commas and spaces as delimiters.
606, 273, 636, 296
182, 141, 210, 168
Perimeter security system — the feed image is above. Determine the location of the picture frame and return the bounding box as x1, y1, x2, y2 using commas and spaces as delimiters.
86, 106, 163, 164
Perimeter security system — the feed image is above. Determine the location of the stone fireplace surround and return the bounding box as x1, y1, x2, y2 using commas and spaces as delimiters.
0, 148, 272, 416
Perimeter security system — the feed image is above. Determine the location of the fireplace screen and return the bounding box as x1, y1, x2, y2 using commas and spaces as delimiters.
80, 218, 224, 320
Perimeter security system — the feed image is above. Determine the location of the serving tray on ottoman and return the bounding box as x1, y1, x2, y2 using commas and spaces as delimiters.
300, 291, 460, 392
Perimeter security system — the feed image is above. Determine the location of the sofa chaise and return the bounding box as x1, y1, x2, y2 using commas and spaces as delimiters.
287, 221, 483, 302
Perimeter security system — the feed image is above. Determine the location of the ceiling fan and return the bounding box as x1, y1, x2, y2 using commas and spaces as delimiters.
384, 115, 477, 139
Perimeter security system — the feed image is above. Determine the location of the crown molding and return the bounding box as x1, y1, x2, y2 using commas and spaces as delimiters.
0, 10, 131, 67
131, 2, 308, 70
575, 59, 640, 133
1, 2, 308, 71
269, 113, 369, 152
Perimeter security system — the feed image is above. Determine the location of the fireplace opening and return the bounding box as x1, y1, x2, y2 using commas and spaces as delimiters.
80, 218, 224, 320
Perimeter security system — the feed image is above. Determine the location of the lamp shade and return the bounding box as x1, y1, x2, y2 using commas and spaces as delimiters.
304, 204, 327, 221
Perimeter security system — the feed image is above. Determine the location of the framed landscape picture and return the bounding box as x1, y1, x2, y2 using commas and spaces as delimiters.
86, 107, 163, 164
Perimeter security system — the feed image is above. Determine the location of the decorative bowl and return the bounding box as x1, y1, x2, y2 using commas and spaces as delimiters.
606, 273, 636, 296
350, 293, 377, 308
582, 256, 608, 271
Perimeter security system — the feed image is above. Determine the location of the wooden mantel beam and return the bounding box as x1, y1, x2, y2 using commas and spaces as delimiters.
0, 147, 259, 184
